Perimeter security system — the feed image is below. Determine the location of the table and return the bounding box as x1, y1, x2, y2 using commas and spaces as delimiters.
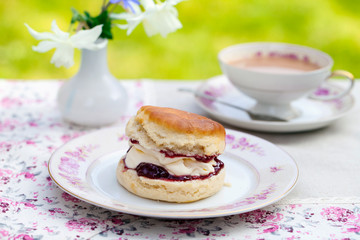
0, 79, 359, 239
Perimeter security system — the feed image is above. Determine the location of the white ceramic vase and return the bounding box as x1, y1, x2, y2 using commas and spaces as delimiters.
57, 44, 128, 127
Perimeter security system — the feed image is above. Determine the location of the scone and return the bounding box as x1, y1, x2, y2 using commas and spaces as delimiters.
116, 105, 226, 203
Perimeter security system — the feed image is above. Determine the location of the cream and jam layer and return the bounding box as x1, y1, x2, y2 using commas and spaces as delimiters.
134, 160, 224, 181
125, 144, 217, 176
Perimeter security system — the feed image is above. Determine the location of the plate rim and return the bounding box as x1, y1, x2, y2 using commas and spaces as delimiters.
195, 75, 355, 132
48, 127, 299, 219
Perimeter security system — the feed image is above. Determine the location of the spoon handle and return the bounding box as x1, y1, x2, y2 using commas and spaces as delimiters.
178, 88, 288, 122
178, 88, 248, 112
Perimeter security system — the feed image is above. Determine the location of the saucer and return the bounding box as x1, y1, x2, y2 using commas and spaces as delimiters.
195, 75, 355, 133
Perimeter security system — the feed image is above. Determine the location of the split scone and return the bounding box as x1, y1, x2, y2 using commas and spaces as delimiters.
116, 105, 226, 203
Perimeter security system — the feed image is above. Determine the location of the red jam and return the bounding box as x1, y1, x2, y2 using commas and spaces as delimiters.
159, 150, 216, 163
130, 139, 139, 144
131, 158, 224, 182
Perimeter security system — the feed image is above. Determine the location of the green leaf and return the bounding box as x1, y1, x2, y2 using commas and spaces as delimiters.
70, 8, 84, 24
101, 24, 113, 39
92, 10, 113, 39
74, 10, 114, 39
84, 11, 91, 18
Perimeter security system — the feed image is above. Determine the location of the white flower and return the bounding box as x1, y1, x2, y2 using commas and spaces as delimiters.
112, 0, 183, 37
25, 20, 107, 68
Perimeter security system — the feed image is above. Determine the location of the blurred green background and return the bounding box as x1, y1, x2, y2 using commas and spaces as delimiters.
0, 0, 359, 80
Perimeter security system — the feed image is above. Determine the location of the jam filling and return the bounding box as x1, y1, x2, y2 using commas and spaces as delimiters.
159, 150, 216, 163
130, 139, 139, 144
132, 158, 224, 181
130, 138, 216, 163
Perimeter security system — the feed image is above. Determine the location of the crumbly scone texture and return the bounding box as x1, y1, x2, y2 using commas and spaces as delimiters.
116, 159, 225, 203
126, 106, 226, 156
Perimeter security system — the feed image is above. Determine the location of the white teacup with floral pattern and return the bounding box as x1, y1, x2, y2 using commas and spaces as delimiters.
218, 42, 355, 120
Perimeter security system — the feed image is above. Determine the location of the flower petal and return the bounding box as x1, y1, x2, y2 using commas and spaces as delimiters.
140, 0, 156, 10
115, 23, 129, 30
111, 2, 142, 19
50, 44, 75, 68
122, 0, 141, 13
142, 20, 158, 37
112, 12, 144, 35
50, 20, 69, 40
82, 39, 108, 50
165, 0, 185, 6
110, 12, 134, 20
128, 18, 145, 35
32, 40, 60, 53
157, 11, 182, 37
141, 4, 182, 37
70, 25, 103, 48
24, 23, 58, 41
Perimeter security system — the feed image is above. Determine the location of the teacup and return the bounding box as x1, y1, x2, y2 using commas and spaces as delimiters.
218, 42, 355, 120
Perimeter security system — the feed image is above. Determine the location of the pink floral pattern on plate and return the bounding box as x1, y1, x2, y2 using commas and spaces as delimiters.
197, 184, 277, 212
312, 86, 344, 109
199, 84, 229, 107
58, 144, 99, 191
225, 134, 265, 156
270, 166, 282, 173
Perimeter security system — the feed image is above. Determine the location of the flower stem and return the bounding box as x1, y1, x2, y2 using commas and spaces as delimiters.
67, 23, 73, 33
102, 1, 111, 12
109, 3, 120, 13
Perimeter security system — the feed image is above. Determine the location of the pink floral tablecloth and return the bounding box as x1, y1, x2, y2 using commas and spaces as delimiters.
0, 80, 359, 240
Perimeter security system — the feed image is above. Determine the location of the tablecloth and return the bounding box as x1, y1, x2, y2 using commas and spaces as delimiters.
0, 79, 359, 240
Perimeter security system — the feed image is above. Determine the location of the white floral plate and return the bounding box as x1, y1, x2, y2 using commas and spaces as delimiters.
48, 127, 298, 219
195, 75, 355, 132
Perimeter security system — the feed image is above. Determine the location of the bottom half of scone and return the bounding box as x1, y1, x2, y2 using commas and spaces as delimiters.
116, 158, 225, 203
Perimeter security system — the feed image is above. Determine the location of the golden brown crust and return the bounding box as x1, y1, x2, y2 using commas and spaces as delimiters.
136, 106, 226, 139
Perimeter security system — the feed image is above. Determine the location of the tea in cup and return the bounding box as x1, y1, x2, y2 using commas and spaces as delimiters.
218, 42, 354, 120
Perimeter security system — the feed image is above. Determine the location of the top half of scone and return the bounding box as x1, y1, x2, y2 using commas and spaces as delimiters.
126, 105, 226, 158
